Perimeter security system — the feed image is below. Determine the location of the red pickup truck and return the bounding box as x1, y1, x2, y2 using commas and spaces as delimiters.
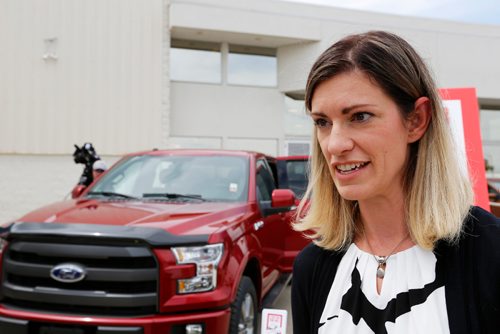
0, 149, 309, 334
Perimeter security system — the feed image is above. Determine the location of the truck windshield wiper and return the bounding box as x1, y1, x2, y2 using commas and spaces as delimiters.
142, 193, 206, 201
86, 191, 138, 199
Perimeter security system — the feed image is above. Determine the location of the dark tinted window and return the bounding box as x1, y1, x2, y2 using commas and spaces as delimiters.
256, 159, 275, 202
278, 159, 308, 199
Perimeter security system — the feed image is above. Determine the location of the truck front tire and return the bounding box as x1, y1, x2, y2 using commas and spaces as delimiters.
229, 276, 258, 334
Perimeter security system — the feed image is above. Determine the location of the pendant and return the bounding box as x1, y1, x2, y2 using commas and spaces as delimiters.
376, 265, 385, 278
374, 256, 387, 279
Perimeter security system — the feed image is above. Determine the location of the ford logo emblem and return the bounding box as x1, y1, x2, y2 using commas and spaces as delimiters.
50, 263, 86, 283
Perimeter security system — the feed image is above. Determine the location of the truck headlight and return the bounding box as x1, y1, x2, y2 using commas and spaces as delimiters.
172, 243, 223, 294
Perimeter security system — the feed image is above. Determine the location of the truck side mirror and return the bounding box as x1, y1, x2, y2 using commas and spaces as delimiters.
262, 189, 296, 216
71, 185, 87, 199
271, 189, 295, 208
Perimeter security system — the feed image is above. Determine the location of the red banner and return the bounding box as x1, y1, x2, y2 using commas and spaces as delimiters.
439, 88, 490, 211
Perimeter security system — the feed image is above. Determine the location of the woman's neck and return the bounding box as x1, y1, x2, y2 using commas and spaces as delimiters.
355, 197, 413, 254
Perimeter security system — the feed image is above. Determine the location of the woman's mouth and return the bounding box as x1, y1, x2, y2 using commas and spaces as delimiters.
335, 162, 369, 174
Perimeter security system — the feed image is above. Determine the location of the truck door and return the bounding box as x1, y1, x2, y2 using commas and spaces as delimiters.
254, 159, 285, 291
276, 157, 311, 272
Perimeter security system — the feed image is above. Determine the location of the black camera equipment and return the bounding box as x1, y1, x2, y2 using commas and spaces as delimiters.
73, 143, 101, 187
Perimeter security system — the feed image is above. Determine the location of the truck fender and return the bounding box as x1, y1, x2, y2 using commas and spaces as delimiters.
227, 232, 263, 306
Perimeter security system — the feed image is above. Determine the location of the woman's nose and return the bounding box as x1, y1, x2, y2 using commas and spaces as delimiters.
327, 125, 354, 156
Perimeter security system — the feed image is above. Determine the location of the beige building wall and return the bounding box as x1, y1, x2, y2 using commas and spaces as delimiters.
0, 154, 121, 224
0, 0, 167, 155
0, 0, 169, 222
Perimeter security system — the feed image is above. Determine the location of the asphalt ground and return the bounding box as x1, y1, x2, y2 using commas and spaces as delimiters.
263, 284, 293, 333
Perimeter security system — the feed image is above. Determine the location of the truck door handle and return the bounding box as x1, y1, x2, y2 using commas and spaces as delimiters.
254, 221, 264, 231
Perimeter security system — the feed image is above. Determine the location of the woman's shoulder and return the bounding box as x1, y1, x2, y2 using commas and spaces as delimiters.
431, 206, 499, 262
295, 242, 324, 264
464, 205, 500, 237
295, 242, 344, 265
292, 242, 347, 332
440, 205, 500, 262
293, 243, 321, 276
294, 242, 345, 280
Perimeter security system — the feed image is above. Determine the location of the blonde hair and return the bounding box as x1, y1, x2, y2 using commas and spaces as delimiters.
294, 31, 473, 251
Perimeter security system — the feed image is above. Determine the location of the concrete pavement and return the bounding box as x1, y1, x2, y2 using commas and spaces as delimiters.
263, 284, 293, 334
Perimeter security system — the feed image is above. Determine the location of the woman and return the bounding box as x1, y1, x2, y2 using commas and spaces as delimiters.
292, 31, 500, 333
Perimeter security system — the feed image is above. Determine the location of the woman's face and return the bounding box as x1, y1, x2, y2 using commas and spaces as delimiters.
310, 70, 413, 202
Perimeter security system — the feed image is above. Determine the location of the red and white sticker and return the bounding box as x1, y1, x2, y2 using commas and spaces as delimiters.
261, 308, 288, 334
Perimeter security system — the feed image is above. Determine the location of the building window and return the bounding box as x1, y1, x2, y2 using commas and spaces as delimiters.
284, 141, 311, 156
481, 109, 500, 177
228, 45, 277, 87
283, 95, 311, 156
170, 40, 277, 87
284, 95, 311, 137
170, 40, 221, 84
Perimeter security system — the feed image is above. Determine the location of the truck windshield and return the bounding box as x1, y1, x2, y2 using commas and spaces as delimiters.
89, 155, 249, 202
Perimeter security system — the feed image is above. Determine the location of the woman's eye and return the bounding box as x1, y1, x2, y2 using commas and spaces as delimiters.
352, 112, 372, 122
313, 118, 331, 128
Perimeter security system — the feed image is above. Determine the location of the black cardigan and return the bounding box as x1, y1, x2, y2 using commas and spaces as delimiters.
291, 206, 500, 333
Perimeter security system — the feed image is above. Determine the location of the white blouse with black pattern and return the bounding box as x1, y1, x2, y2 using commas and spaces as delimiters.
318, 244, 449, 334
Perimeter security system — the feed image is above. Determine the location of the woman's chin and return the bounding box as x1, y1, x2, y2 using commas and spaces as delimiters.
337, 191, 362, 201
336, 186, 369, 201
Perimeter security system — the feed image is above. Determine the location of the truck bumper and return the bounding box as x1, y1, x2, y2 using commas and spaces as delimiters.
0, 307, 231, 334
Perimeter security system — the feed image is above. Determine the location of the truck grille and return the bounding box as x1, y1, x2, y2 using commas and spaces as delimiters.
1, 240, 158, 316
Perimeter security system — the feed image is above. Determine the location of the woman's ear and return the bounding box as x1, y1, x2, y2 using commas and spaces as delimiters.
407, 97, 432, 143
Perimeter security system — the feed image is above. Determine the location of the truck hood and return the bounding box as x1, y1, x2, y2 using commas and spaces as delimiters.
18, 199, 250, 236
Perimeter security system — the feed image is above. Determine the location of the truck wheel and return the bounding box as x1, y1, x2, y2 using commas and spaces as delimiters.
229, 276, 258, 334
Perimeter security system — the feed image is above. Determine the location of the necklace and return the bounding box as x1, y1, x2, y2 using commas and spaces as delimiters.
365, 233, 409, 279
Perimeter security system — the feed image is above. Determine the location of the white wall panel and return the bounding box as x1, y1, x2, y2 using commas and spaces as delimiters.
224, 138, 279, 156
170, 82, 285, 139
436, 33, 500, 98
0, 0, 167, 155
170, 1, 321, 45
